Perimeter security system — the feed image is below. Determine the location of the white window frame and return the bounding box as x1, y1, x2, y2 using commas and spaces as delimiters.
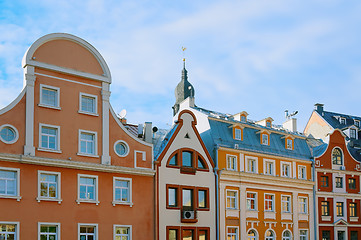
263, 159, 275, 176
299, 197, 308, 214
37, 170, 62, 203
227, 226, 239, 240
340, 117, 346, 125
0, 167, 21, 201
234, 128, 242, 140
0, 124, 19, 144
350, 128, 357, 139
114, 140, 130, 157
112, 177, 133, 206
78, 223, 98, 240
298, 165, 307, 180
300, 229, 308, 240
38, 222, 60, 240
261, 133, 269, 145
0, 221, 19, 240
282, 230, 292, 240
355, 120, 360, 128
39, 84, 60, 109
245, 156, 258, 173
281, 161, 292, 178
113, 225, 132, 240
79, 92, 98, 116
226, 189, 238, 210
78, 129, 98, 157
38, 123, 61, 153
286, 139, 293, 150
281, 195, 291, 213
226, 154, 238, 171
246, 192, 257, 211
77, 174, 99, 205
264, 193, 275, 212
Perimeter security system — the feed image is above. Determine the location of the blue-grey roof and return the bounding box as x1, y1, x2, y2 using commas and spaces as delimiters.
320, 110, 361, 130
206, 118, 313, 161
312, 143, 328, 158
153, 125, 177, 161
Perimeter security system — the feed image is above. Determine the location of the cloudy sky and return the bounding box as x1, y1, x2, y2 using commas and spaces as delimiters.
0, 0, 360, 131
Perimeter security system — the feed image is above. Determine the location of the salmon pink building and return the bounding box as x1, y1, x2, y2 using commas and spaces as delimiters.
0, 33, 155, 240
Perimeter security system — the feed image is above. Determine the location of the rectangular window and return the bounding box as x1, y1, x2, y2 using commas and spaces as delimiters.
183, 229, 194, 240
340, 118, 346, 125
322, 231, 330, 240
80, 93, 97, 115
226, 190, 237, 209
261, 134, 269, 145
336, 177, 343, 188
282, 195, 291, 213
40, 84, 59, 108
336, 202, 344, 216
227, 227, 238, 240
227, 155, 237, 171
39, 223, 60, 240
351, 231, 358, 240
168, 228, 179, 240
198, 229, 208, 240
113, 177, 131, 205
79, 130, 97, 156
355, 120, 360, 128
114, 225, 131, 240
167, 186, 178, 208
349, 178, 356, 189
298, 166, 307, 179
182, 189, 193, 210
234, 128, 242, 140
350, 202, 357, 217
78, 174, 98, 204
286, 139, 293, 150
264, 160, 274, 175
321, 201, 329, 216
246, 192, 257, 210
0, 223, 18, 240
247, 158, 257, 173
0, 168, 18, 197
182, 151, 193, 167
350, 128, 356, 139
300, 230, 308, 240
79, 224, 97, 240
198, 189, 208, 209
281, 162, 291, 177
320, 176, 328, 187
38, 171, 61, 201
264, 194, 274, 211
299, 197, 307, 214
40, 124, 60, 151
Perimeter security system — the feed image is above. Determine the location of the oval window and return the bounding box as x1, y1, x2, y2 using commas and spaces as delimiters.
114, 140, 129, 157
0, 125, 18, 144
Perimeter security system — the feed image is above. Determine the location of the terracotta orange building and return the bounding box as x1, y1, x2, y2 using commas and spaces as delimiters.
0, 33, 155, 240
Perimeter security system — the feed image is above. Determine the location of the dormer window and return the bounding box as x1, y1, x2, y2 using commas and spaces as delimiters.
350, 128, 356, 139
241, 116, 246, 122
340, 117, 346, 125
234, 128, 242, 140
332, 148, 343, 165
261, 134, 269, 145
355, 120, 360, 128
286, 139, 293, 150
266, 121, 271, 128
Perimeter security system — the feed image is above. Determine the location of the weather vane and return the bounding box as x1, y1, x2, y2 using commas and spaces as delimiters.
182, 46, 186, 62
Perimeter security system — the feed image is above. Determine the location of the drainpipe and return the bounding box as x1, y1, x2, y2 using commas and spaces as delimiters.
312, 158, 317, 240
214, 144, 220, 240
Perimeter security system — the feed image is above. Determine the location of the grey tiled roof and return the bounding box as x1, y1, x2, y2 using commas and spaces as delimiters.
320, 110, 361, 130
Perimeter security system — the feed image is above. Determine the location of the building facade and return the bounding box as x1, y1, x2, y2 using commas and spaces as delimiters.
154, 110, 216, 240
0, 33, 155, 240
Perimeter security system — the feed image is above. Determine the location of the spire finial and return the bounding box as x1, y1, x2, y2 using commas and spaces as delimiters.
182, 46, 186, 69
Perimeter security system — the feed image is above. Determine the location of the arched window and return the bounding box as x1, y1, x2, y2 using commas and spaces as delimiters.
332, 148, 343, 165
248, 229, 257, 240
265, 230, 275, 240
282, 230, 292, 240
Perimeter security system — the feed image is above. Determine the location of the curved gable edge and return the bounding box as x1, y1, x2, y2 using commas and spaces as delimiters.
0, 88, 26, 115
109, 106, 153, 148
22, 33, 111, 83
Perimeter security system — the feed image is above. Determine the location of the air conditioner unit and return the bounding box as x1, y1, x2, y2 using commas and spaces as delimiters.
183, 210, 195, 220
340, 166, 345, 170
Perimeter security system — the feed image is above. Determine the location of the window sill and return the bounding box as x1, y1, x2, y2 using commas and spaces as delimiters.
0, 195, 22, 201
350, 217, 359, 222
37, 148, 62, 154
76, 199, 100, 205
38, 104, 61, 110
226, 208, 239, 210
36, 197, 62, 204
78, 110, 99, 117
321, 216, 331, 221
112, 201, 133, 207
77, 153, 99, 158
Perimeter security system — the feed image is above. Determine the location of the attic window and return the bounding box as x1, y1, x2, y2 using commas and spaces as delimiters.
266, 121, 271, 128
234, 128, 242, 140
261, 134, 269, 145
286, 139, 293, 150
340, 118, 346, 125
332, 148, 343, 165
355, 120, 360, 128
241, 116, 246, 122
350, 129, 356, 139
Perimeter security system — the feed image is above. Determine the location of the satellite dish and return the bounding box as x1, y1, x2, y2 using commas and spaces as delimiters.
118, 109, 127, 119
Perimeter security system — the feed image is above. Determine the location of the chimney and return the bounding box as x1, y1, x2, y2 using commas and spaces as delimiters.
137, 124, 144, 138
143, 122, 152, 143
314, 103, 324, 113
283, 118, 297, 132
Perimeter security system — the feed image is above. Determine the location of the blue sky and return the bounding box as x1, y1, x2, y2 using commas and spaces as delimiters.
1, 0, 361, 131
